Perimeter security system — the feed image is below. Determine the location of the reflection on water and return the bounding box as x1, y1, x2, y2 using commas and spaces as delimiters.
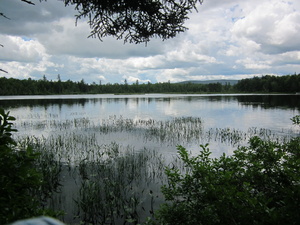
1, 94, 299, 224
1, 94, 299, 109
1, 94, 299, 134
1, 94, 299, 159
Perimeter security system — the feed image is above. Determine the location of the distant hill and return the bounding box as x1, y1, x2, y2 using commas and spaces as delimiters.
177, 79, 239, 85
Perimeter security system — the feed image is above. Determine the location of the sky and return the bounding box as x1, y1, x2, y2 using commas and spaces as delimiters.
1, 0, 300, 84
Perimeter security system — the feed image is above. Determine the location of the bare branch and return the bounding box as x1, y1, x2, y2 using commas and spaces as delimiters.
0, 12, 10, 19
0, 69, 8, 74
21, 0, 35, 5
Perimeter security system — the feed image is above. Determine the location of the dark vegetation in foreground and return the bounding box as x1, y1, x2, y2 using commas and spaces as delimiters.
0, 109, 62, 224
156, 133, 300, 225
0, 107, 299, 224
0, 74, 300, 95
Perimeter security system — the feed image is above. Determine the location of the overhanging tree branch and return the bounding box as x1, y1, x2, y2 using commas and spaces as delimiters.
0, 12, 10, 19
2, 0, 204, 44
1, 0, 204, 73
63, 0, 204, 43
0, 69, 8, 74
21, 0, 35, 5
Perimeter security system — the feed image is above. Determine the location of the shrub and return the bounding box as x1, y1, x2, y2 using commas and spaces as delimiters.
156, 122, 300, 224
0, 109, 44, 224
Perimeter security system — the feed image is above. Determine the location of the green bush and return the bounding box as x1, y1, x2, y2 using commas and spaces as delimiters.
0, 109, 45, 224
156, 119, 300, 224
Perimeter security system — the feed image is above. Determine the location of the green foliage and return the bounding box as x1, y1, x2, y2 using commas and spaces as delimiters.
235, 74, 300, 93
0, 108, 17, 145
0, 109, 60, 224
0, 109, 39, 223
1, 74, 300, 95
0, 76, 233, 95
291, 115, 300, 125
156, 135, 300, 225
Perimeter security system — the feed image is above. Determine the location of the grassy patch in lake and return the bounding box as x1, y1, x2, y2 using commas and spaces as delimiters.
15, 115, 296, 224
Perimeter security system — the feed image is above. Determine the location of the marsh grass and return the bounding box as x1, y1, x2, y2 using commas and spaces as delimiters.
14, 115, 296, 224
19, 133, 167, 224
75, 147, 166, 224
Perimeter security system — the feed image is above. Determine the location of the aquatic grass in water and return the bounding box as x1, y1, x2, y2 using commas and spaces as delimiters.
17, 115, 293, 149
20, 133, 168, 224
16, 137, 63, 212
14, 115, 297, 224
76, 147, 166, 224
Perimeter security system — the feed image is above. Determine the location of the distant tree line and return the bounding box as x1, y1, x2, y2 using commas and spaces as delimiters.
0, 74, 299, 95
235, 74, 300, 93
0, 77, 231, 95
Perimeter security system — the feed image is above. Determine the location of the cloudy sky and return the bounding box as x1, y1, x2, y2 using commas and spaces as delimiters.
1, 0, 300, 84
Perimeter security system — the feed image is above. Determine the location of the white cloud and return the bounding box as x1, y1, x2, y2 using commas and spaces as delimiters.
231, 1, 300, 54
225, 39, 261, 57
0, 35, 64, 79
276, 51, 300, 64
125, 56, 165, 69
0, 35, 48, 62
236, 58, 272, 70
0, 60, 62, 79
156, 68, 190, 83
125, 76, 151, 84
165, 43, 218, 64
1, 0, 300, 83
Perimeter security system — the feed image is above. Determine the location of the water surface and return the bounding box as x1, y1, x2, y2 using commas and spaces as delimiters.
1, 94, 299, 224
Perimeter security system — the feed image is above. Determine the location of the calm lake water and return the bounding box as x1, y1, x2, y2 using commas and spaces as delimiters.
1, 94, 299, 224
1, 93, 299, 156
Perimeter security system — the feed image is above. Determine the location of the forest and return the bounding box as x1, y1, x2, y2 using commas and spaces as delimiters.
0, 74, 299, 95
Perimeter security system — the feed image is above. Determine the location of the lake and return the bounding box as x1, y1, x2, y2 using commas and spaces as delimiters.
0, 93, 299, 224
1, 94, 299, 156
